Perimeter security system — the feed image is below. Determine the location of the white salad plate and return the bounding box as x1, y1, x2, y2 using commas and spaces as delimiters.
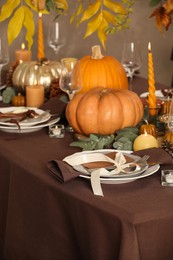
0, 107, 51, 126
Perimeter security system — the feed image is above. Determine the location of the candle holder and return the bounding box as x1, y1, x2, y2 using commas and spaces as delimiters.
49, 124, 65, 138
161, 170, 173, 186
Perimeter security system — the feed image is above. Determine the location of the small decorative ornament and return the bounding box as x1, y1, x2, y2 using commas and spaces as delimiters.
140, 120, 157, 138
12, 93, 25, 106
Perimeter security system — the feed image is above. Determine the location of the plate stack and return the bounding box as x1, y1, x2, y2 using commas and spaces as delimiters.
0, 107, 60, 133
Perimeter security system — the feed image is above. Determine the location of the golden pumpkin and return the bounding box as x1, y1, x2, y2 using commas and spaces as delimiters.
12, 59, 62, 94
66, 87, 144, 136
140, 121, 157, 138
76, 45, 128, 92
12, 93, 25, 107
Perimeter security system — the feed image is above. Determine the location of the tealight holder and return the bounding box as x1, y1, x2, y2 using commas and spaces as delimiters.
161, 170, 173, 186
49, 124, 65, 138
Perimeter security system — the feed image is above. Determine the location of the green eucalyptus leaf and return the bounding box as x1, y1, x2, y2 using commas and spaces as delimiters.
122, 142, 133, 150
2, 87, 16, 104
115, 136, 130, 143
89, 134, 99, 141
113, 141, 124, 150
149, 0, 162, 7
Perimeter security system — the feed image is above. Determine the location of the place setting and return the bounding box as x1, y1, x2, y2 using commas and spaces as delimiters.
47, 147, 173, 196
0, 106, 60, 133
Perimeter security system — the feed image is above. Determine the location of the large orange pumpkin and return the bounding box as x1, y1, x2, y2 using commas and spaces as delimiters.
66, 87, 143, 136
76, 45, 128, 92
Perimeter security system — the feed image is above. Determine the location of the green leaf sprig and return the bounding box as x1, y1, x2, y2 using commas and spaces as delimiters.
70, 126, 139, 151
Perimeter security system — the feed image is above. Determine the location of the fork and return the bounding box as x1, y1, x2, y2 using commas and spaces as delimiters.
135, 155, 150, 165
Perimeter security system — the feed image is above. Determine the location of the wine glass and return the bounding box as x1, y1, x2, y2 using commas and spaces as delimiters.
0, 36, 9, 100
47, 20, 64, 56
59, 59, 81, 131
59, 59, 81, 100
121, 41, 142, 90
167, 96, 173, 132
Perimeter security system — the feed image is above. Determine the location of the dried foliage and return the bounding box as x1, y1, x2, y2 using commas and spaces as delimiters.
150, 0, 173, 31
0, 0, 135, 49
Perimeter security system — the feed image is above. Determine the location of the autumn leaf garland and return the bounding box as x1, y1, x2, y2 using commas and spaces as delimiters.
71, 0, 135, 49
0, 0, 68, 49
0, 0, 134, 50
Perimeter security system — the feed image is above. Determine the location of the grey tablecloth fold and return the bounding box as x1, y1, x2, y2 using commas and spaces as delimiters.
133, 147, 173, 165
47, 147, 172, 183
47, 160, 80, 183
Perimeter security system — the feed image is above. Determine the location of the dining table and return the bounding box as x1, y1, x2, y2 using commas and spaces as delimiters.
0, 76, 173, 260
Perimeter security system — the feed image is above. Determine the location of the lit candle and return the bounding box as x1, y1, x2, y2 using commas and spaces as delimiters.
148, 42, 157, 115
55, 22, 59, 40
165, 173, 173, 184
38, 12, 45, 60
133, 133, 159, 151
15, 43, 31, 62
26, 85, 44, 108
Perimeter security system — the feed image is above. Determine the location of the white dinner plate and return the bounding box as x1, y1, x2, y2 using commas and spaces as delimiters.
80, 164, 160, 184
0, 117, 60, 133
0, 107, 51, 126
63, 149, 149, 178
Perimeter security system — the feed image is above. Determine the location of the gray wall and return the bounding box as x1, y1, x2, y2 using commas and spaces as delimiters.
1, 0, 173, 87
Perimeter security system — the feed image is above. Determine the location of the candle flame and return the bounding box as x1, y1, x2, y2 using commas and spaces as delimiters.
19, 60, 23, 64
39, 12, 42, 18
21, 43, 25, 50
148, 42, 151, 52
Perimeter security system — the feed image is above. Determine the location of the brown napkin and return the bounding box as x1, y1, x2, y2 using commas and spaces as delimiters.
47, 160, 80, 183
47, 148, 173, 183
41, 97, 67, 117
133, 147, 173, 165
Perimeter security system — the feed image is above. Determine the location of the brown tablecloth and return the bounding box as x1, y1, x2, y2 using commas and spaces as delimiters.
0, 77, 173, 260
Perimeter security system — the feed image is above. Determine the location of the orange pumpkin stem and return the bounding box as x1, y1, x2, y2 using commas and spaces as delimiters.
91, 45, 104, 60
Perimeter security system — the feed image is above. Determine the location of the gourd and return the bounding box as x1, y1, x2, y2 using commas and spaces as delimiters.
12, 93, 25, 106
12, 59, 62, 94
140, 121, 157, 138
76, 45, 128, 92
66, 87, 144, 136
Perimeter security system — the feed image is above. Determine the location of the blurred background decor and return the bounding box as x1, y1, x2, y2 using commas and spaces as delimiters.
0, 0, 172, 87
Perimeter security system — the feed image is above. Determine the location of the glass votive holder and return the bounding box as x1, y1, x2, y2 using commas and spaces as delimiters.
49, 124, 65, 138
161, 170, 173, 186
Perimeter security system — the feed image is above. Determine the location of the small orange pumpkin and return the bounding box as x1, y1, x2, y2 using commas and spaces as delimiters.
66, 87, 144, 136
140, 121, 157, 138
76, 45, 128, 92
12, 93, 25, 106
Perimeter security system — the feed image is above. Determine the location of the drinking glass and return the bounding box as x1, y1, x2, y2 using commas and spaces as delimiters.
59, 59, 81, 100
121, 41, 142, 90
47, 20, 64, 56
0, 36, 9, 100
